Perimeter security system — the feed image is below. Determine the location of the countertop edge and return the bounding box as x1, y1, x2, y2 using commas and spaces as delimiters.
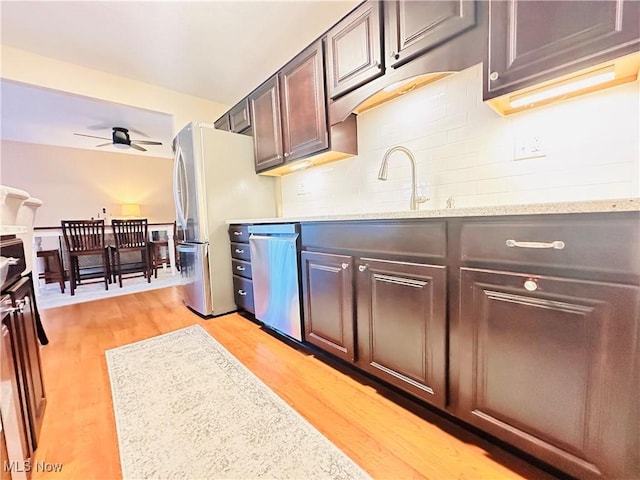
225, 198, 640, 225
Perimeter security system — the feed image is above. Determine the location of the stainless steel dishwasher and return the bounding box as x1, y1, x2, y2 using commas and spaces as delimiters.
248, 224, 302, 341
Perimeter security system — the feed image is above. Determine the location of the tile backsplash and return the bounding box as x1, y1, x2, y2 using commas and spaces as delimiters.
280, 63, 639, 216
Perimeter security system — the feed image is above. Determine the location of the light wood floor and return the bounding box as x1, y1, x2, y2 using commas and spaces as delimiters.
33, 286, 557, 480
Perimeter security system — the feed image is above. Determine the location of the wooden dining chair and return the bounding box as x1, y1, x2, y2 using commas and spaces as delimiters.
148, 221, 180, 278
111, 219, 151, 287
60, 219, 110, 296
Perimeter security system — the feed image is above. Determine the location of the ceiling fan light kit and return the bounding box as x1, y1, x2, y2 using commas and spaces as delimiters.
74, 127, 162, 152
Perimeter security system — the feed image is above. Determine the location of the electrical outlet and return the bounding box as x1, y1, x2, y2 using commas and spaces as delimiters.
514, 134, 546, 160
297, 183, 309, 195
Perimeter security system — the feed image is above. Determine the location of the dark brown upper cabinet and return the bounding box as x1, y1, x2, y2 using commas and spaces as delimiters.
279, 39, 329, 163
325, 1, 384, 99
213, 114, 230, 132
328, 0, 486, 125
250, 39, 340, 175
485, 0, 640, 99
229, 98, 251, 133
214, 98, 251, 134
385, 0, 477, 69
249, 75, 284, 172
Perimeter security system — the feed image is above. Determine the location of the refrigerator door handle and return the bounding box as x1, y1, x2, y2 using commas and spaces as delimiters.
173, 144, 188, 231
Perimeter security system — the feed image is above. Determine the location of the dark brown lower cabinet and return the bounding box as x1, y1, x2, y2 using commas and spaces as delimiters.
8, 278, 46, 450
457, 267, 640, 479
356, 258, 447, 409
301, 251, 355, 362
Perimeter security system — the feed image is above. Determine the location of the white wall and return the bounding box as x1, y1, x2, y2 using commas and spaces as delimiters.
280, 64, 640, 216
1, 140, 174, 227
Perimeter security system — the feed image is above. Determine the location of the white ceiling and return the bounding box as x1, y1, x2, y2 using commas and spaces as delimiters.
1, 79, 175, 158
0, 0, 359, 156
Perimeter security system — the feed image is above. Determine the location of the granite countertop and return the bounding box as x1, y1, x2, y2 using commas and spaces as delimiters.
226, 198, 640, 224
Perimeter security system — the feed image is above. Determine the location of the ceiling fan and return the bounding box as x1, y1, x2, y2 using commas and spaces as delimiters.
74, 127, 163, 152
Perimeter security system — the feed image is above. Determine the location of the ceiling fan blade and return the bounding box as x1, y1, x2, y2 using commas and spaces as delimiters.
131, 140, 163, 145
129, 143, 147, 152
74, 133, 111, 140
95, 142, 113, 147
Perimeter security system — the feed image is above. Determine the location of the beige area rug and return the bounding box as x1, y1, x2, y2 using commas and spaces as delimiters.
106, 325, 370, 480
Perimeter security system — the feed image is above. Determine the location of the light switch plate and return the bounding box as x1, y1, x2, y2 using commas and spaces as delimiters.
297, 183, 309, 195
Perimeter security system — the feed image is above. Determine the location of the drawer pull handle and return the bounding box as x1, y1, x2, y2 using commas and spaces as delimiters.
236, 265, 245, 271
233, 231, 243, 236
341, 263, 349, 270
524, 280, 538, 292
235, 249, 244, 254
505, 239, 565, 250
358, 265, 368, 272
238, 289, 247, 296
6, 257, 20, 265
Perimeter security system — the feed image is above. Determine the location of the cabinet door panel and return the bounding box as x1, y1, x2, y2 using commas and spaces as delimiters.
8, 278, 45, 450
1, 313, 33, 463
356, 258, 446, 408
249, 76, 284, 172
487, 0, 640, 96
386, 0, 477, 68
326, 1, 383, 99
458, 268, 640, 479
301, 251, 355, 362
280, 40, 328, 161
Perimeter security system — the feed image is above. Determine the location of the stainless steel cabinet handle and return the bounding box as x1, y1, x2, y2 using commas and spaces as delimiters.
358, 265, 367, 272
489, 71, 499, 81
236, 265, 245, 271
238, 290, 247, 296
284, 152, 290, 158
233, 231, 243, 236
341, 263, 349, 270
235, 248, 244, 254
524, 279, 538, 292
6, 257, 19, 265
506, 239, 565, 250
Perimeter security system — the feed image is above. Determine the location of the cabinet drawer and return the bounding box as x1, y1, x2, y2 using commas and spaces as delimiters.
228, 225, 250, 243
233, 275, 254, 313
230, 242, 251, 262
460, 216, 640, 275
232, 259, 252, 279
301, 220, 446, 259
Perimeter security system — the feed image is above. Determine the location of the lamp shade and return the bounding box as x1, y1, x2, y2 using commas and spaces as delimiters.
121, 203, 141, 218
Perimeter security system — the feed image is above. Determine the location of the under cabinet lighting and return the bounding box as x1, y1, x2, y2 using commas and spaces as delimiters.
289, 160, 313, 172
509, 68, 616, 108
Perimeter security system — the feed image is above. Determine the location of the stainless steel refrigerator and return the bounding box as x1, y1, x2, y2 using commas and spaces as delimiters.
172, 121, 276, 316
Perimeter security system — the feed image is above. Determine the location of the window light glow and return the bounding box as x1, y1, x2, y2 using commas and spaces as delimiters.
509, 69, 616, 108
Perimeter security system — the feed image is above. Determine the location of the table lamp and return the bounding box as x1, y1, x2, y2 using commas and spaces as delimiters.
121, 203, 141, 218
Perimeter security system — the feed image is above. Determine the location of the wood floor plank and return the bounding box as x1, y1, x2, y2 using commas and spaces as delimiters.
31, 286, 556, 480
